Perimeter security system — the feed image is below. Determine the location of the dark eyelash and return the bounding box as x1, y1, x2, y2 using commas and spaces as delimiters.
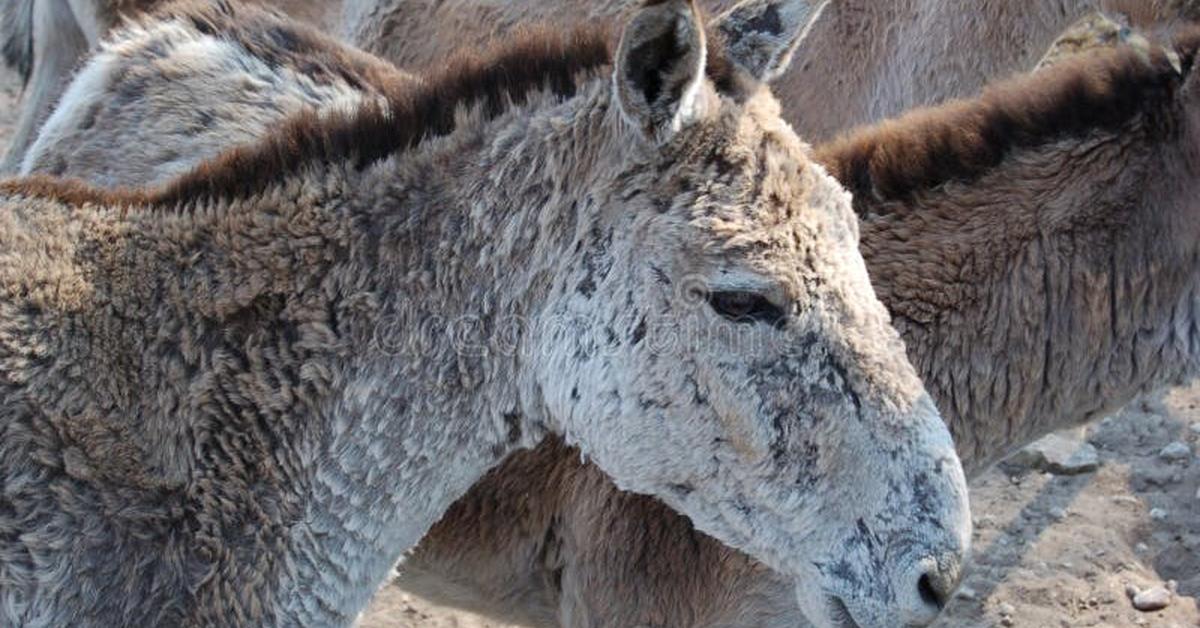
707, 291, 787, 327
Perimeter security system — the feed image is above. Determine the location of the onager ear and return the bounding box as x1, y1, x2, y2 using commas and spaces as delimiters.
715, 0, 830, 83
614, 0, 708, 142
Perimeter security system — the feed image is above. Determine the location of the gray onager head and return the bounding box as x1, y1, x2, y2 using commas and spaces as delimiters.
531, 0, 972, 625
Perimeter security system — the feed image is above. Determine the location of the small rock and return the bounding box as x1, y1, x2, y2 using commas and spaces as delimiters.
1160, 441, 1192, 463
1151, 508, 1169, 522
1048, 507, 1067, 520
1190, 422, 1200, 436
1132, 586, 1172, 612
955, 586, 978, 601
998, 602, 1016, 616
1136, 542, 1150, 554
1000, 618, 1015, 627
1009, 434, 1100, 475
1113, 495, 1141, 506
1133, 465, 1180, 490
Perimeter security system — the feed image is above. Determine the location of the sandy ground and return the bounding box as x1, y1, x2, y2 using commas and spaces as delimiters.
2, 42, 1198, 628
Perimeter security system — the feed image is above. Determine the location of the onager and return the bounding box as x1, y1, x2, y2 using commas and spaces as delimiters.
0, 1, 972, 626
20, 3, 1200, 627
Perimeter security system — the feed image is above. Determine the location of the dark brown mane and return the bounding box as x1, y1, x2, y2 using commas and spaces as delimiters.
815, 28, 1200, 215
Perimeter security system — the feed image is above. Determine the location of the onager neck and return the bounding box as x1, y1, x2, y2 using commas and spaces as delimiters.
282, 86, 619, 621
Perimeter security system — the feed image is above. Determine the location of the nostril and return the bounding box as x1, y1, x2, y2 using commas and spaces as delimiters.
918, 572, 947, 610
913, 557, 962, 614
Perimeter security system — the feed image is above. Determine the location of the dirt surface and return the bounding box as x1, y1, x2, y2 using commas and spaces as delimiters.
2, 46, 1198, 628
938, 388, 1200, 628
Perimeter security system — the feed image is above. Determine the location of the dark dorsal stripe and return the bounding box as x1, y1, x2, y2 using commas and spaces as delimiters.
815, 28, 1200, 216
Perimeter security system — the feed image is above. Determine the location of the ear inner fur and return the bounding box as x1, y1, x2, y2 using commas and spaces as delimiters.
614, 0, 708, 139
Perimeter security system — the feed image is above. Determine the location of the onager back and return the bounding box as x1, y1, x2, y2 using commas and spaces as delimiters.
0, 1, 970, 626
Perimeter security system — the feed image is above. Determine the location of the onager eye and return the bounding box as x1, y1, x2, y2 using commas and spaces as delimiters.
707, 291, 786, 327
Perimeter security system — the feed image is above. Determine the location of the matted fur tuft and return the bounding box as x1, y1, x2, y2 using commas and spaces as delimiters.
816, 27, 1200, 214
0, 0, 34, 83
